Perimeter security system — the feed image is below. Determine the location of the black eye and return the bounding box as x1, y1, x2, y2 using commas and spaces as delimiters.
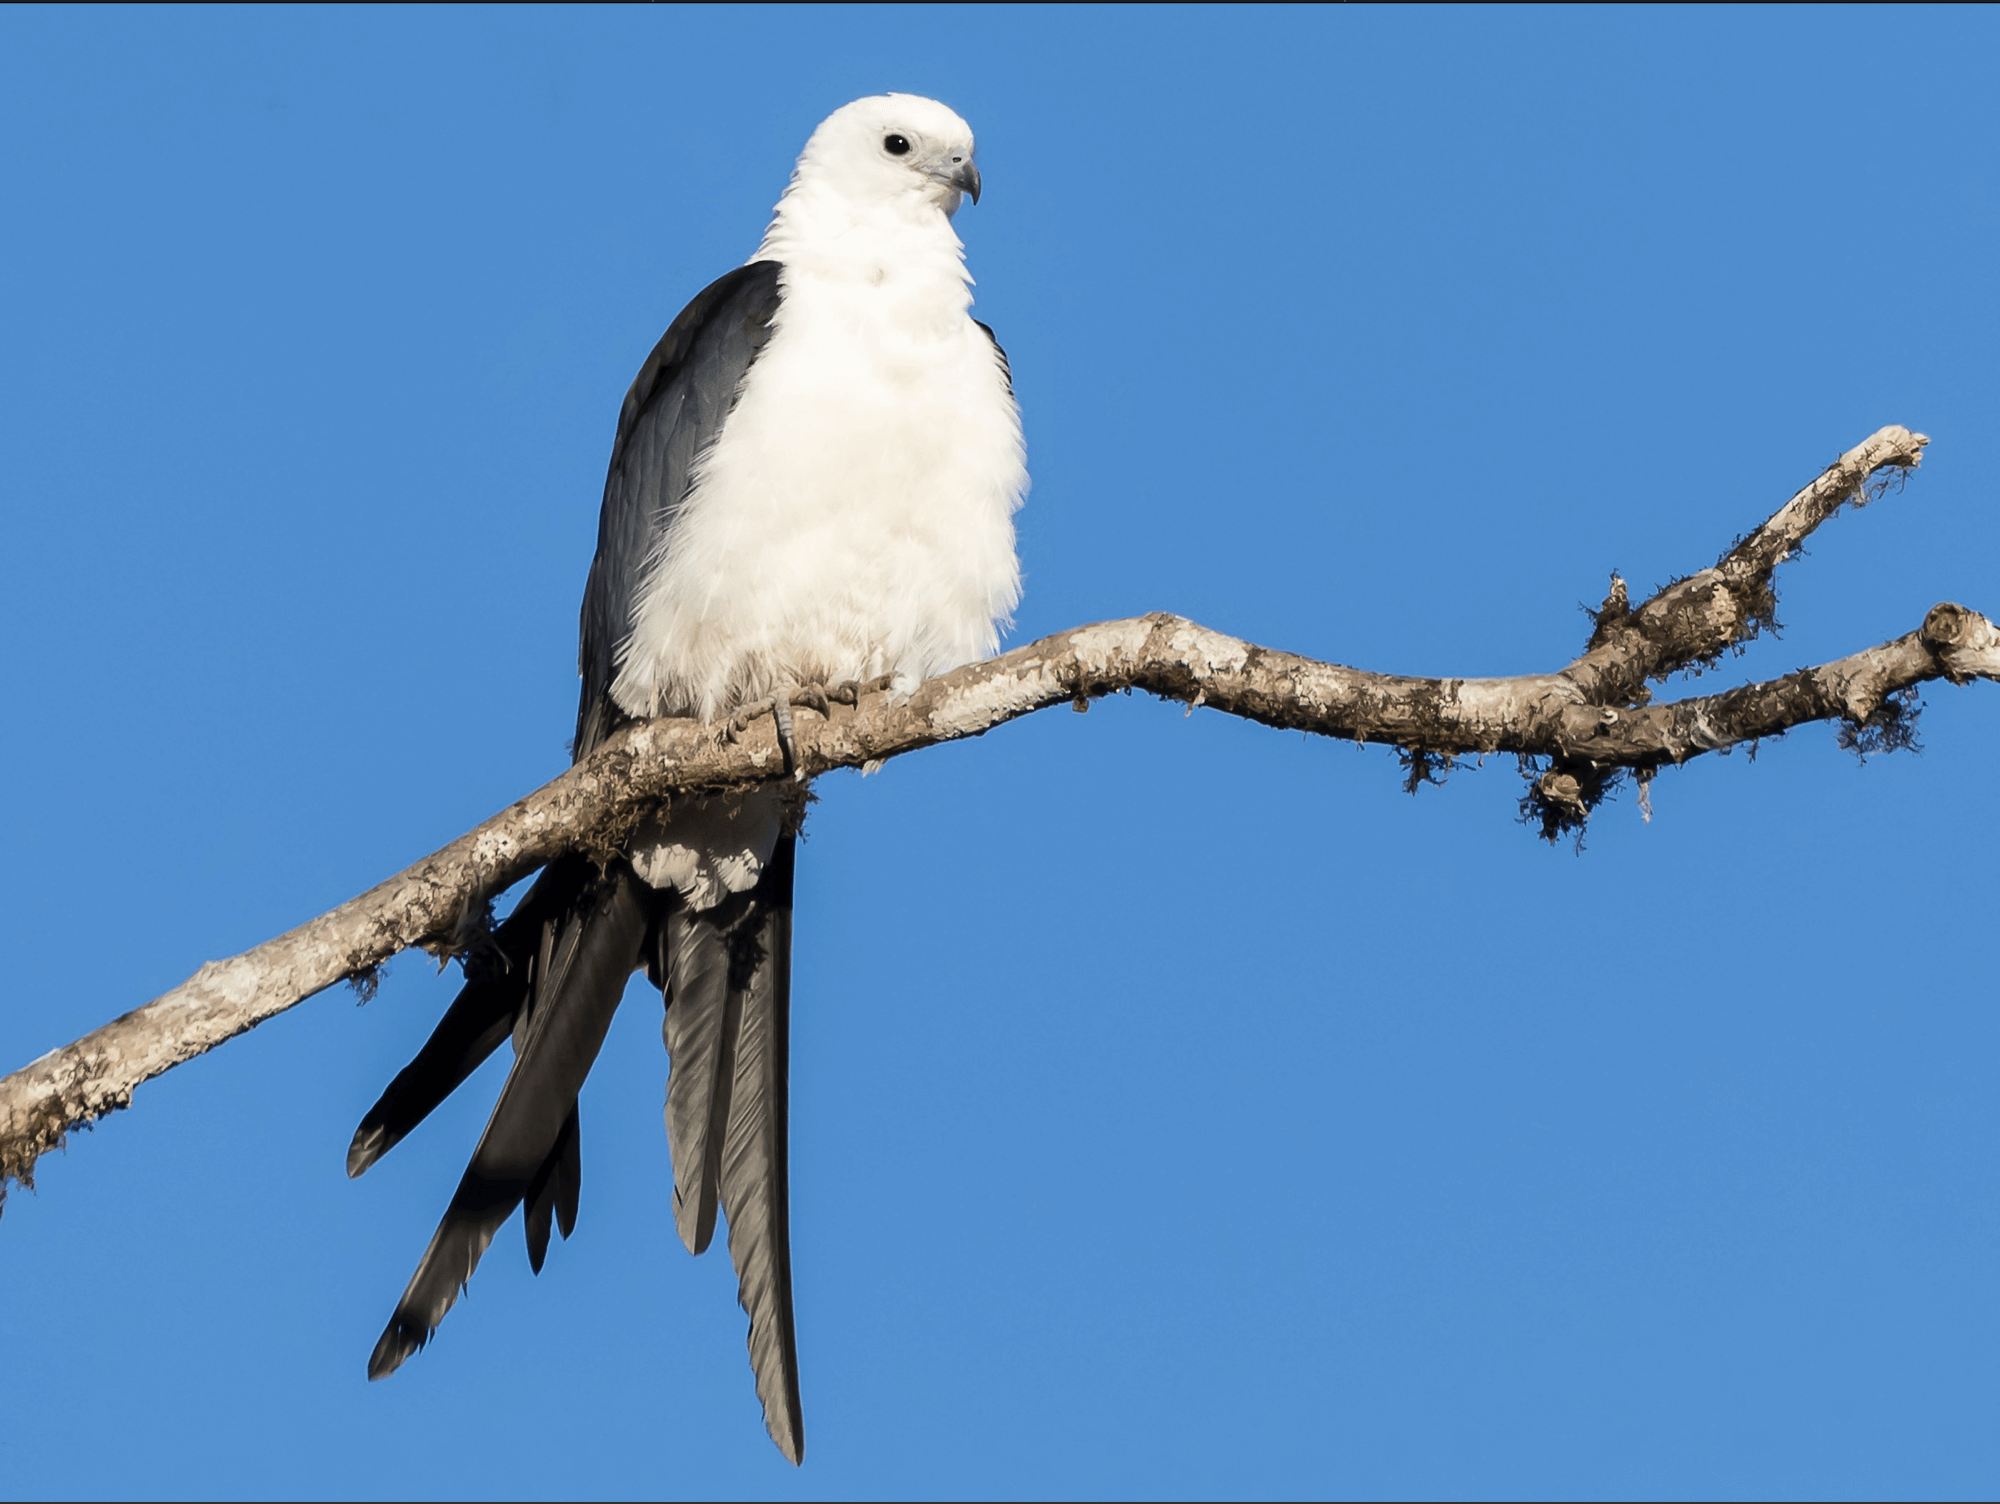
883, 134, 910, 156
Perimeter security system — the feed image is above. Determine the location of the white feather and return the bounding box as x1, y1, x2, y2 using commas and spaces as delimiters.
614, 96, 1027, 905
613, 94, 1026, 725
629, 792, 784, 911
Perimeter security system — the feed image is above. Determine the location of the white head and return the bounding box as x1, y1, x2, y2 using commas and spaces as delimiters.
780, 94, 981, 223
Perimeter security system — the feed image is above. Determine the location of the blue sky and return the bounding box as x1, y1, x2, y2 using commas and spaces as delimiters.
3, 5, 1997, 1499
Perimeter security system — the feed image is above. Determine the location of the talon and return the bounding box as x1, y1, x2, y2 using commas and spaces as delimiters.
771, 697, 800, 779
793, 684, 831, 719
724, 695, 775, 744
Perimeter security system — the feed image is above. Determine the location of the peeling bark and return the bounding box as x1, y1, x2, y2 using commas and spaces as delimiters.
3, 425, 1989, 1207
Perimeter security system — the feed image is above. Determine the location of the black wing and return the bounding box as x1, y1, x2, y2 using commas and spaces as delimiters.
575, 259, 784, 758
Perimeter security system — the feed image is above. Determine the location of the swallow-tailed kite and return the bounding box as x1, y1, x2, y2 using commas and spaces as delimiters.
345, 94, 1026, 1464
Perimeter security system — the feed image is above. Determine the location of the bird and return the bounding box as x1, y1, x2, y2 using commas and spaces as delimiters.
342, 94, 1026, 1464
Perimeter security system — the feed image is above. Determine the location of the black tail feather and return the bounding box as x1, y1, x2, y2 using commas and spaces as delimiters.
554, 1101, 582, 1240
657, 838, 803, 1461
716, 835, 804, 1464
662, 901, 741, 1255
347, 857, 594, 1179
523, 1102, 581, 1275
358, 826, 806, 1462
368, 863, 651, 1380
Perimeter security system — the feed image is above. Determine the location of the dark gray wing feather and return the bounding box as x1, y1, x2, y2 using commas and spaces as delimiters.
972, 317, 1013, 396
575, 259, 783, 758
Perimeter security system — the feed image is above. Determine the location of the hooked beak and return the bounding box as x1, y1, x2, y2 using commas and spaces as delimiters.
948, 157, 981, 205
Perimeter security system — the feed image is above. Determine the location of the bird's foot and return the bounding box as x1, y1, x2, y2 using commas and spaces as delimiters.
725, 679, 877, 778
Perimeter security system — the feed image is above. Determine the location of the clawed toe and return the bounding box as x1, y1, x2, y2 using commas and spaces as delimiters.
721, 690, 806, 777
722, 680, 871, 775
830, 675, 889, 707
721, 697, 771, 744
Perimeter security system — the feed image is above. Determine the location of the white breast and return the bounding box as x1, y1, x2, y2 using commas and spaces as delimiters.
612, 220, 1027, 724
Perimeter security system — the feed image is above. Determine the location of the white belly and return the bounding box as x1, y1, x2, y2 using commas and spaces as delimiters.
612, 264, 1027, 723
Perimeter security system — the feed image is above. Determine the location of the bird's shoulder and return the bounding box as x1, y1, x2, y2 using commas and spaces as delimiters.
607, 259, 785, 477
576, 260, 784, 759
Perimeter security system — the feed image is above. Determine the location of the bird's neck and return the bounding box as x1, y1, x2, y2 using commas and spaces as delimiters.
752, 176, 972, 310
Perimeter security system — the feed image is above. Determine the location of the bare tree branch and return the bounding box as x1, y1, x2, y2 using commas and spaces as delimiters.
4, 425, 1989, 1208
1567, 424, 1932, 700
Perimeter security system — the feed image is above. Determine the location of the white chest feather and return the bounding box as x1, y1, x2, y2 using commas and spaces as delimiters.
612, 219, 1027, 723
